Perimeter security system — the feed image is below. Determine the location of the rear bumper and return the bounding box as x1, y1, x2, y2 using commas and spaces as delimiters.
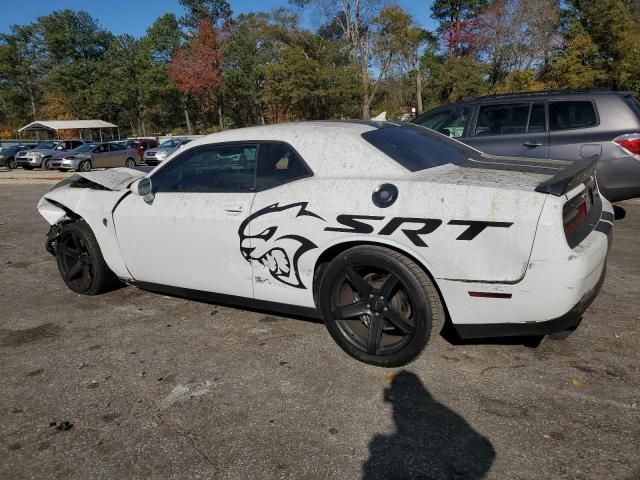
455, 260, 607, 338
441, 196, 613, 338
597, 154, 640, 202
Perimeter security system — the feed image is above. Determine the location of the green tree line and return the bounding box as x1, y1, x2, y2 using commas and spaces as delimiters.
1, 0, 639, 138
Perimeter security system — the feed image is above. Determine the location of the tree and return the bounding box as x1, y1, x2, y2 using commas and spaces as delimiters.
169, 19, 225, 129
431, 0, 488, 57
178, 0, 232, 30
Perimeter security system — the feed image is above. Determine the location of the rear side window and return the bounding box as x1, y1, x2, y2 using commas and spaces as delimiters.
549, 101, 597, 131
474, 103, 530, 136
362, 124, 480, 172
415, 107, 470, 138
256, 143, 312, 190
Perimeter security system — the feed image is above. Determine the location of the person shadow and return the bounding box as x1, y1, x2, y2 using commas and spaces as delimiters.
362, 371, 495, 480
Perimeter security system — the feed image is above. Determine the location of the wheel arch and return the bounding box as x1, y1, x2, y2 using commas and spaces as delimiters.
312, 239, 449, 321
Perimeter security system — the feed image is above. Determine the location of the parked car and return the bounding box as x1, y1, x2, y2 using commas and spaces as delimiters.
49, 142, 139, 172
37, 121, 612, 367
15, 140, 87, 170
125, 138, 159, 162
0, 145, 32, 169
143, 138, 193, 166
413, 90, 640, 202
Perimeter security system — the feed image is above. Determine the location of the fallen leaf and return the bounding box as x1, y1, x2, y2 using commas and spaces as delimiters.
572, 378, 586, 388
384, 371, 394, 384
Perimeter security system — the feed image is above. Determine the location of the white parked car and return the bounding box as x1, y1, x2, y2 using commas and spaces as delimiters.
37, 121, 613, 366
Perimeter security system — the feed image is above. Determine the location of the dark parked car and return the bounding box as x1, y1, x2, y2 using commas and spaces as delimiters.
0, 145, 32, 169
413, 90, 640, 202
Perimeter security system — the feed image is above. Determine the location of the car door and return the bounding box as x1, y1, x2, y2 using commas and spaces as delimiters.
91, 144, 111, 168
108, 143, 125, 166
462, 102, 549, 159
113, 143, 258, 297
548, 100, 599, 160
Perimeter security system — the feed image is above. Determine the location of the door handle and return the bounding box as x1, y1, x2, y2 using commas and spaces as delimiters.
223, 206, 244, 214
522, 141, 542, 148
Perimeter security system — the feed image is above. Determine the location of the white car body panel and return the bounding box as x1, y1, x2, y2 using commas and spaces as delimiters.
37, 122, 612, 333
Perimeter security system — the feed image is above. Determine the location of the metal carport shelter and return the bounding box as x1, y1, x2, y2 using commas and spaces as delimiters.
18, 120, 119, 142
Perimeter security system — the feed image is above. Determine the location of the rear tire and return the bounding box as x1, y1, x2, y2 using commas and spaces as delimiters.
55, 221, 117, 295
318, 245, 443, 367
7, 157, 17, 169
77, 160, 91, 172
125, 158, 136, 168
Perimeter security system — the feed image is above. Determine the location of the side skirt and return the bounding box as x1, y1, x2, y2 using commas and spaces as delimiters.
131, 281, 322, 320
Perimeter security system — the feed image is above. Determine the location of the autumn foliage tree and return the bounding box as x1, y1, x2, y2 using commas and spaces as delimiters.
169, 19, 225, 130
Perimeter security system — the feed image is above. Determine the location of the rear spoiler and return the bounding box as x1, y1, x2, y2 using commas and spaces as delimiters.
535, 159, 597, 196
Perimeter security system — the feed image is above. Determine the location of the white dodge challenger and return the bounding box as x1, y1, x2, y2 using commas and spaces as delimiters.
37, 121, 613, 366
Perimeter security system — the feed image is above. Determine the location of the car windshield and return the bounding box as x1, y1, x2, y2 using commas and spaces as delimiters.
361, 123, 482, 172
159, 139, 181, 148
35, 141, 59, 149
74, 144, 97, 153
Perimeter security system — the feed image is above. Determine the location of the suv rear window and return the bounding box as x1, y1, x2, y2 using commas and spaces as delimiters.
549, 101, 597, 131
362, 123, 480, 172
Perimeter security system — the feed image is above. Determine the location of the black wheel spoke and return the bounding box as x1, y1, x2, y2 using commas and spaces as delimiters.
333, 300, 369, 319
384, 307, 413, 334
60, 245, 79, 258
345, 267, 371, 296
367, 315, 384, 354
65, 262, 84, 281
379, 273, 399, 299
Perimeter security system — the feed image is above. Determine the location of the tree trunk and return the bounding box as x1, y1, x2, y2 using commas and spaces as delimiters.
184, 108, 193, 134
218, 106, 223, 130
416, 68, 423, 114
28, 84, 37, 120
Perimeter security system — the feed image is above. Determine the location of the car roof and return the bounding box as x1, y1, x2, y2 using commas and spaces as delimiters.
157, 121, 408, 179
425, 90, 636, 109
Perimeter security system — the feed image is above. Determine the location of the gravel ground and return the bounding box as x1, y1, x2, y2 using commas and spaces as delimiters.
1, 177, 638, 480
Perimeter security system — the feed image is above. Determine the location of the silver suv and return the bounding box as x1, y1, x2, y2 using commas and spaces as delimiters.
413, 90, 640, 202
15, 140, 87, 170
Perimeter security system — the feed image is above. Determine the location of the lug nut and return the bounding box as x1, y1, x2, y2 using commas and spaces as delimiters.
379, 296, 384, 300
383, 307, 388, 312
369, 294, 374, 298
366, 304, 370, 309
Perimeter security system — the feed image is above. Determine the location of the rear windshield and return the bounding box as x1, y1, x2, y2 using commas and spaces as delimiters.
361, 123, 481, 171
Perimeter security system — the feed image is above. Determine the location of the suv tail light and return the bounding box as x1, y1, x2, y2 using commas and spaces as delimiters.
613, 133, 640, 156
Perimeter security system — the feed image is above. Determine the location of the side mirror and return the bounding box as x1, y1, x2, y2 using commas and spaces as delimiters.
131, 177, 155, 204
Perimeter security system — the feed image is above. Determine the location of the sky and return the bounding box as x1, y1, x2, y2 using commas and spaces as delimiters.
0, 0, 437, 36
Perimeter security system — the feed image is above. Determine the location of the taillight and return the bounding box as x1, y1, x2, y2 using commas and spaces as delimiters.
564, 200, 587, 236
614, 133, 640, 156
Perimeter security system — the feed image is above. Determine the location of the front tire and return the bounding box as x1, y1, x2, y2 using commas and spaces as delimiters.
7, 157, 17, 169
318, 245, 443, 367
77, 160, 91, 172
55, 221, 116, 295
125, 158, 136, 168
43, 158, 52, 170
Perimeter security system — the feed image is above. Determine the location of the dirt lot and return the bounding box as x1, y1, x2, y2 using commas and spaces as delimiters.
1, 173, 639, 480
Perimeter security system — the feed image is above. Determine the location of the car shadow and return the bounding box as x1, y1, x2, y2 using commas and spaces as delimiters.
439, 321, 545, 348
362, 371, 495, 480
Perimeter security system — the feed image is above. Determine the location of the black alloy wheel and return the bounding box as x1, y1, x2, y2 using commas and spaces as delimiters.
7, 157, 17, 169
319, 245, 443, 367
55, 222, 116, 295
